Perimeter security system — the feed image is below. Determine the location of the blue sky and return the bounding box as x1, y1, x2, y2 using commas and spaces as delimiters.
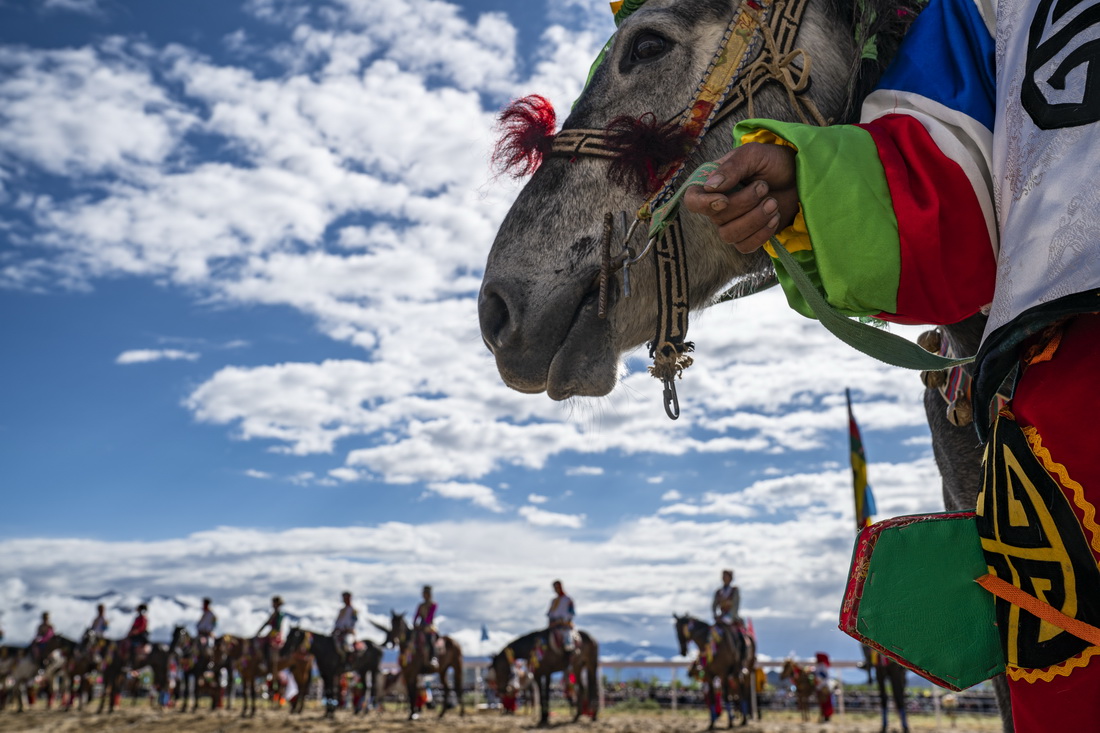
0, 0, 949, 672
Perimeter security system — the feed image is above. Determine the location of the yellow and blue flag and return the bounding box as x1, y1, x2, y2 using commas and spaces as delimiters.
847, 388, 877, 530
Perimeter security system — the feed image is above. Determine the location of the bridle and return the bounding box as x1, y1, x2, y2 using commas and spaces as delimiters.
549, 0, 820, 419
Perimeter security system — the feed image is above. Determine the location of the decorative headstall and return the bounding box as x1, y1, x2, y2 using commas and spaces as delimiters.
496, 0, 820, 419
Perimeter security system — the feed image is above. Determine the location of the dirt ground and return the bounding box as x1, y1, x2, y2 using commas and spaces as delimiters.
0, 707, 1003, 733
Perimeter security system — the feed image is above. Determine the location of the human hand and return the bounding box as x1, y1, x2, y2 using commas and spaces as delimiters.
684, 142, 800, 253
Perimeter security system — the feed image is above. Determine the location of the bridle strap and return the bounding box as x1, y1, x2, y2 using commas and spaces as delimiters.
548, 0, 815, 419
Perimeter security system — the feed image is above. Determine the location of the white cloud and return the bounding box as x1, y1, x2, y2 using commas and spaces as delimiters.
660, 490, 683, 502
565, 465, 604, 476
0, 45, 195, 178
40, 0, 101, 13
115, 349, 200, 364
519, 505, 585, 529
243, 469, 272, 479
425, 481, 505, 513
527, 493, 549, 504
328, 467, 361, 482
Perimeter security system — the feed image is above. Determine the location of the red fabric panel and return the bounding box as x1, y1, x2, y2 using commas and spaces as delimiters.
1013, 312, 1100, 563
1007, 312, 1100, 732
858, 115, 996, 325
1008, 652, 1100, 732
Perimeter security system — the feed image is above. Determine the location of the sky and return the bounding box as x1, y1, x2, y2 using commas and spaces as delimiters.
0, 0, 952, 673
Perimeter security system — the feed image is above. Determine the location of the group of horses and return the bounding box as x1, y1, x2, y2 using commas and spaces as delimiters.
0, 612, 425, 719
0, 610, 599, 725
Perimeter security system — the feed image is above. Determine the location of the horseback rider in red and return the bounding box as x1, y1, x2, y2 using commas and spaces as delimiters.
127, 604, 149, 667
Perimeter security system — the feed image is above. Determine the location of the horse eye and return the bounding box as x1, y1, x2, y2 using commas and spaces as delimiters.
630, 32, 668, 63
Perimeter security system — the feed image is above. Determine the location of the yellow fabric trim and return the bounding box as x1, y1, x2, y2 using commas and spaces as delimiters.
1007, 645, 1100, 683
738, 129, 799, 150
764, 208, 811, 256
1023, 426, 1100, 555
610, 1, 624, 13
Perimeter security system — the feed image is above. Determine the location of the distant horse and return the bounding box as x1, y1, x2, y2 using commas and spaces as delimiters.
490, 628, 599, 726
283, 625, 356, 717
674, 614, 752, 728
236, 635, 282, 718
213, 634, 245, 711
94, 636, 170, 712
171, 626, 216, 712
349, 638, 384, 714
64, 632, 103, 710
1, 636, 74, 712
779, 659, 823, 723
383, 611, 465, 721
275, 628, 314, 714
861, 644, 910, 733
37, 636, 78, 709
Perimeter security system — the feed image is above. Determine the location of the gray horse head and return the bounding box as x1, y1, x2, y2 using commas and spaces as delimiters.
479, 0, 903, 402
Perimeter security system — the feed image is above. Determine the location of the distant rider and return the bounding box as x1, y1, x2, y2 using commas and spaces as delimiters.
713, 569, 746, 659
256, 595, 285, 672
127, 604, 149, 665
196, 597, 217, 650
89, 603, 110, 638
333, 591, 358, 661
414, 585, 439, 668
547, 580, 575, 653
32, 611, 54, 663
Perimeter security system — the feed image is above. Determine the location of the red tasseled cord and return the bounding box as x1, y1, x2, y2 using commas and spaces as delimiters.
605, 113, 693, 194
492, 95, 558, 178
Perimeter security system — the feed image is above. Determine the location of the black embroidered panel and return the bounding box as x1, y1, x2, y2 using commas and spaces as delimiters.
1023, 0, 1100, 129
975, 416, 1100, 669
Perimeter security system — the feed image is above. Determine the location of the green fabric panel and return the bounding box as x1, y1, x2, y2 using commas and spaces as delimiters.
858, 515, 1005, 690
733, 120, 902, 318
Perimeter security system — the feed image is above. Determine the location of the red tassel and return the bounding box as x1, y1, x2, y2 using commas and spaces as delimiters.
492, 95, 558, 177
605, 113, 692, 194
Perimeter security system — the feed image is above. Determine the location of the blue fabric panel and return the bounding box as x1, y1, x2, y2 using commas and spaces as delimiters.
877, 0, 997, 130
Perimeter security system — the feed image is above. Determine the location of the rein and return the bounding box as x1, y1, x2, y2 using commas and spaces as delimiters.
550, 0, 814, 419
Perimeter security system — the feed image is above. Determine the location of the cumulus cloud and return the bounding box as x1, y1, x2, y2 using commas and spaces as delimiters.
566, 466, 604, 476
519, 505, 585, 529
40, 0, 101, 13
424, 481, 505, 513
116, 349, 200, 364
661, 490, 683, 501
527, 493, 549, 504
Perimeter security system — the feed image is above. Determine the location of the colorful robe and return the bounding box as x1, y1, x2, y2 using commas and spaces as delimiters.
735, 0, 1100, 727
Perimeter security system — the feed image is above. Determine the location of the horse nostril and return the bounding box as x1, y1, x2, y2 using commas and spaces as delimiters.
478, 281, 516, 352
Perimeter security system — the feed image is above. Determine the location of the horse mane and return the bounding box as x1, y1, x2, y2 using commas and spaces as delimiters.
830, 0, 924, 121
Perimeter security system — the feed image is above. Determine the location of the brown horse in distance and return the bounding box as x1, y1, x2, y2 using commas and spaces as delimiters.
780, 659, 826, 723
489, 628, 599, 726
384, 611, 465, 720
235, 635, 283, 717
674, 614, 753, 728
